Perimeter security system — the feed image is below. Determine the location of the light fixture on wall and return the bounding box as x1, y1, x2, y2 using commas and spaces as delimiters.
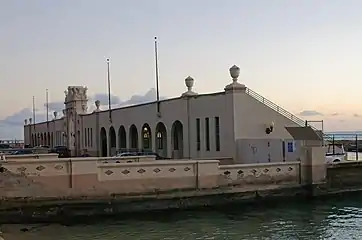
265, 121, 275, 134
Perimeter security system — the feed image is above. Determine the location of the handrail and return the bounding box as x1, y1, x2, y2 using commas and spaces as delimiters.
246, 88, 305, 126
245, 88, 332, 142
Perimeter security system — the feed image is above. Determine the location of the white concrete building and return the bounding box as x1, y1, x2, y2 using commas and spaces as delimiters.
24, 65, 311, 164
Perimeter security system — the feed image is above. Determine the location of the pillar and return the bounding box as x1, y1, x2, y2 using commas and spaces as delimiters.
300, 146, 327, 195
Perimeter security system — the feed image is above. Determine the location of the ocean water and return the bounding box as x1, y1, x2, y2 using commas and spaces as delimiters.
2, 193, 362, 240
326, 131, 362, 141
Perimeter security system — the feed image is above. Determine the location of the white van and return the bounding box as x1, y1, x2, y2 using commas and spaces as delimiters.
325, 144, 347, 164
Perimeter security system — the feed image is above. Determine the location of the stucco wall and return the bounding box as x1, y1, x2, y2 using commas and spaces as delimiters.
0, 156, 300, 199
24, 85, 307, 164
233, 92, 300, 140
219, 161, 300, 186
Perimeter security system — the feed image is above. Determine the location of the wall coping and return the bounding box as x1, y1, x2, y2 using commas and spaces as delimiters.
6, 154, 58, 158
2, 159, 70, 164
1, 155, 157, 164
95, 155, 155, 160
195, 157, 232, 160
219, 161, 300, 170
97, 160, 220, 168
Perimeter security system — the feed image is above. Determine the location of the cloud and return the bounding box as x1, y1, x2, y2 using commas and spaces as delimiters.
298, 110, 324, 117
331, 113, 339, 116
46, 101, 64, 112
0, 88, 164, 139
92, 93, 122, 106
354, 113, 360, 117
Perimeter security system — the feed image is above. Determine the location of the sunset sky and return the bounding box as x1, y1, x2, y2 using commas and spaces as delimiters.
1, 0, 362, 139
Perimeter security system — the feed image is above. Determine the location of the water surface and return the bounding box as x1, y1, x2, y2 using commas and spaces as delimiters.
2, 194, 362, 240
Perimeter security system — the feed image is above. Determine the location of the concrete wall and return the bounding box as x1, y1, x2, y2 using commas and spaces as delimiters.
235, 139, 302, 164
327, 161, 362, 191
0, 156, 300, 198
219, 162, 300, 186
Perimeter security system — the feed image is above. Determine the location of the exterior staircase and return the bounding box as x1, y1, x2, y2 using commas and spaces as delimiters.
245, 88, 331, 142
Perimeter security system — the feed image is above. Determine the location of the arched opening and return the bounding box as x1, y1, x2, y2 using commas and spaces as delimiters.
118, 126, 127, 151
37, 133, 40, 146
109, 126, 116, 156
142, 124, 152, 151
50, 132, 54, 147
100, 127, 107, 157
155, 122, 167, 158
44, 133, 47, 146
171, 120, 183, 159
129, 125, 138, 150
40, 133, 44, 146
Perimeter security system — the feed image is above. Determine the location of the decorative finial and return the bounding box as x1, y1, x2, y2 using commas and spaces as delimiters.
182, 76, 198, 97
224, 64, 246, 92
53, 111, 57, 119
95, 100, 100, 110
185, 76, 194, 91
229, 65, 240, 82
29, 118, 32, 124
24, 119, 28, 125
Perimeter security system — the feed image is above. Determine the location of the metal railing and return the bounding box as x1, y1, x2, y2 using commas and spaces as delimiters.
245, 88, 332, 142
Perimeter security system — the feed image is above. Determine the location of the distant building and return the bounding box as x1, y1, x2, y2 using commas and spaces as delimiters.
24, 65, 308, 163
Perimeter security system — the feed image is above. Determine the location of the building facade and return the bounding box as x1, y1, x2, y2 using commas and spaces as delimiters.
24, 65, 308, 163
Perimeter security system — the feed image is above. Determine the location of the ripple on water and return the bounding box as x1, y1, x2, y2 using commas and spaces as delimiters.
3, 197, 362, 240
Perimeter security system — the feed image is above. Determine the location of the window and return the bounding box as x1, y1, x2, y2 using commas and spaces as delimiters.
205, 117, 210, 151
90, 128, 93, 147
157, 132, 163, 149
84, 128, 87, 147
143, 127, 150, 149
196, 118, 200, 151
87, 129, 89, 147
215, 117, 220, 151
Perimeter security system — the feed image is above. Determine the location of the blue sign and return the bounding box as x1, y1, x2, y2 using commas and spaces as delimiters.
287, 142, 294, 153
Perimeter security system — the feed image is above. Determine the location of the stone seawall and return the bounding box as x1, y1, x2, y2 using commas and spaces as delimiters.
0, 184, 307, 224
0, 157, 305, 223
3, 150, 362, 224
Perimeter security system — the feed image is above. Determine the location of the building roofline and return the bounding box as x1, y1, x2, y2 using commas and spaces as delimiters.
25, 91, 225, 126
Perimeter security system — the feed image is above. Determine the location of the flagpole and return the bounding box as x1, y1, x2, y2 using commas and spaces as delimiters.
46, 89, 49, 145
46, 89, 49, 122
32, 96, 36, 145
107, 58, 112, 122
32, 96, 36, 126
154, 36, 160, 114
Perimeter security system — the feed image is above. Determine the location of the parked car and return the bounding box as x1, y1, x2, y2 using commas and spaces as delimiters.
10, 149, 33, 155
136, 151, 170, 160
49, 146, 71, 158
114, 150, 170, 160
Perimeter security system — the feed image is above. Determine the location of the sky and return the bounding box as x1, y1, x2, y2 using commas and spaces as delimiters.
1, 0, 362, 139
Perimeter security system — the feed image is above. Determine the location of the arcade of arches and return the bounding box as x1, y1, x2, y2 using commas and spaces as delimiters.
100, 121, 182, 158
29, 121, 184, 159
